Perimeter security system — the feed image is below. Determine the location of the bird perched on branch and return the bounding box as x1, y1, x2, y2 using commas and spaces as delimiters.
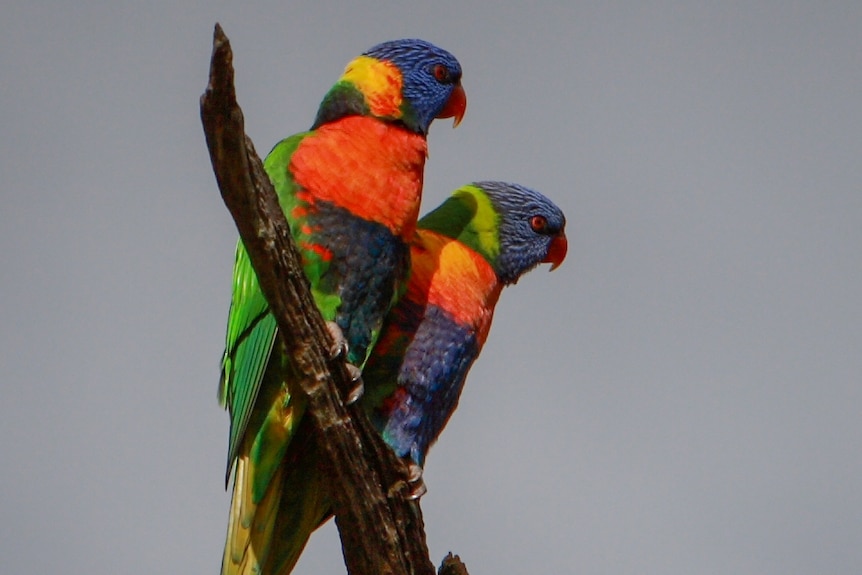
362, 181, 567, 494
218, 38, 466, 575
266, 181, 567, 572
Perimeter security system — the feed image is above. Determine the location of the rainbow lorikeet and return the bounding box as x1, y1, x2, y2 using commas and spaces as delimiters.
265, 181, 567, 572
218, 39, 465, 575
361, 181, 567, 490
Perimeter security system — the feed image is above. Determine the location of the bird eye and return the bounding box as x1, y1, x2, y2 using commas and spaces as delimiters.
530, 215, 548, 233
433, 64, 449, 82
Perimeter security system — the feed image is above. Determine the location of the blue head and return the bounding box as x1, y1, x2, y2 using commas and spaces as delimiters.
313, 38, 466, 135
419, 181, 568, 285
479, 181, 568, 284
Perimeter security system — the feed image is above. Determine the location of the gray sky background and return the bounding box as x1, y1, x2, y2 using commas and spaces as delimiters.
2, 2, 860, 574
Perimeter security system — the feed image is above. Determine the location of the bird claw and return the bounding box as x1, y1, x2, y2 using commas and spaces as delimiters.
384, 463, 427, 500
407, 462, 423, 483
406, 480, 427, 500
325, 322, 364, 403
344, 364, 364, 404
325, 321, 349, 360
405, 462, 427, 500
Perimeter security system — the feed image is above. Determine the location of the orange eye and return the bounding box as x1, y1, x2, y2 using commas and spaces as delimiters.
530, 215, 548, 233
433, 64, 449, 82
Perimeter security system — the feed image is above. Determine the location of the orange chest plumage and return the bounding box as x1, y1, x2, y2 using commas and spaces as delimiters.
289, 116, 428, 240
407, 230, 502, 344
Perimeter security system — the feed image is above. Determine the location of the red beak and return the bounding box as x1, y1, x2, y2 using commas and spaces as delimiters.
544, 233, 568, 271
436, 83, 466, 127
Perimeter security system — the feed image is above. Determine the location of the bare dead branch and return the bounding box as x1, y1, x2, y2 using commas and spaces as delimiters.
438, 554, 469, 575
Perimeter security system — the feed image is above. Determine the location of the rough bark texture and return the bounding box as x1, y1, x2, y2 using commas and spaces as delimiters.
200, 23, 467, 575
438, 554, 469, 575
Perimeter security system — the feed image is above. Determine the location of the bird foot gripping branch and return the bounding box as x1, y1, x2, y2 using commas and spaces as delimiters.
386, 464, 427, 501
326, 320, 365, 404
405, 462, 427, 500
344, 367, 364, 405
325, 320, 350, 360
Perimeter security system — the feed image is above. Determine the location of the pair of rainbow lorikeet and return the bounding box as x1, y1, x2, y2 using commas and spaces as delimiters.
217, 39, 568, 575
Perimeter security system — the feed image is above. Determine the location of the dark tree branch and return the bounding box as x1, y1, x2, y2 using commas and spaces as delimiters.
438, 554, 469, 575
200, 24, 466, 575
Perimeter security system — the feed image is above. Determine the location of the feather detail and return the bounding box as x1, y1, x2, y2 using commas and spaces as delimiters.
339, 56, 403, 118
221, 360, 306, 575
221, 456, 284, 575
361, 181, 566, 468
361, 229, 501, 464
407, 229, 501, 339
260, 427, 332, 575
290, 116, 426, 239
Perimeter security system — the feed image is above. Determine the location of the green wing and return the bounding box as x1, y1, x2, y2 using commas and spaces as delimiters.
217, 132, 320, 480
218, 240, 278, 477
